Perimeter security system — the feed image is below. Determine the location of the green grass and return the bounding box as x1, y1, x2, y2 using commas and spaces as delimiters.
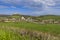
0, 29, 22, 40
0, 22, 60, 40
0, 26, 31, 40
0, 22, 60, 35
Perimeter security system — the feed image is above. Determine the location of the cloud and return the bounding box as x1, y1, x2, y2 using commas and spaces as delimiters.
33, 0, 55, 5
0, 0, 56, 9
0, 0, 59, 9
0, 5, 16, 8
0, 0, 60, 15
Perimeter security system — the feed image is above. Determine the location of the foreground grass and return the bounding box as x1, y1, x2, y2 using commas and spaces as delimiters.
0, 27, 32, 40
0, 29, 21, 40
0, 21, 60, 40
0, 21, 60, 36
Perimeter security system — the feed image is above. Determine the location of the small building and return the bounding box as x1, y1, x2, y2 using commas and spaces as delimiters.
21, 16, 25, 20
26, 17, 33, 22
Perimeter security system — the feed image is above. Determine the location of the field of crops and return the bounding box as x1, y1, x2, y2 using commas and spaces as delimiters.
0, 21, 60, 40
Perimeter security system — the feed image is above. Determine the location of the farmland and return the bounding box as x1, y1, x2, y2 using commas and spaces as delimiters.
0, 21, 60, 40
0, 15, 60, 40
0, 22, 60, 35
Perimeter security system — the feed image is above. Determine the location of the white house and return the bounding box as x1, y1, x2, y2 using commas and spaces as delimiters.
21, 16, 25, 20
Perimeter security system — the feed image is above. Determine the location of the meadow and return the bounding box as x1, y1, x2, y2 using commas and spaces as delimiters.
0, 21, 60, 40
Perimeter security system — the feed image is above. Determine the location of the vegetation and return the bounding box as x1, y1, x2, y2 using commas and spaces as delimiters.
0, 14, 60, 40
0, 22, 60, 35
35, 15, 60, 20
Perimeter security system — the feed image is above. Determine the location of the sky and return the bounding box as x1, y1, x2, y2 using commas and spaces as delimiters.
0, 0, 60, 16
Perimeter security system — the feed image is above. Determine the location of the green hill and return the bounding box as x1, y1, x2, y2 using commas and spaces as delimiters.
0, 14, 60, 40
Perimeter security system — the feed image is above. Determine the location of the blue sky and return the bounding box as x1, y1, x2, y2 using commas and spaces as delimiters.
0, 0, 60, 16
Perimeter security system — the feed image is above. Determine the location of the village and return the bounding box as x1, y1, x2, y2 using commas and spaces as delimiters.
0, 14, 60, 24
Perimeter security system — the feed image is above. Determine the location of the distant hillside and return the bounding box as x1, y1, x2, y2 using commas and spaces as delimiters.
0, 14, 10, 17
33, 15, 60, 21
0, 14, 60, 20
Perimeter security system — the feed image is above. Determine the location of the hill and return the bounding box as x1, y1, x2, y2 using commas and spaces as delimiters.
0, 14, 60, 40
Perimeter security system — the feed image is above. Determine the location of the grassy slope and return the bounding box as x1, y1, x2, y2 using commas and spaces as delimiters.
0, 22, 60, 35
35, 15, 60, 20
0, 15, 60, 40
0, 29, 31, 40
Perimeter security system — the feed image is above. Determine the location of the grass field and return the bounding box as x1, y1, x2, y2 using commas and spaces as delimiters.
0, 21, 60, 40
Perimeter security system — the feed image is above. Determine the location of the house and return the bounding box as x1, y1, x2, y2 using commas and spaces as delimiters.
26, 17, 33, 22
54, 21, 59, 24
21, 16, 25, 20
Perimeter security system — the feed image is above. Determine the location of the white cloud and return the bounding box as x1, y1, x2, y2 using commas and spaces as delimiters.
0, 0, 59, 11
0, 0, 56, 6
33, 0, 55, 6
0, 5, 16, 8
